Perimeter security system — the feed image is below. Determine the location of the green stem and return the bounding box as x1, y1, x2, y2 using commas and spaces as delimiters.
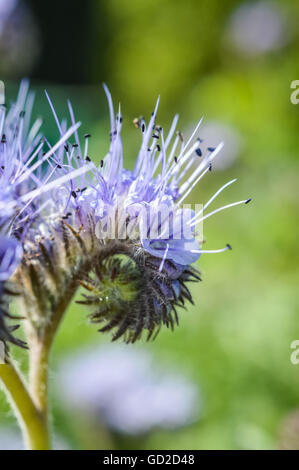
1, 265, 85, 450
0, 282, 79, 450
28, 340, 50, 423
26, 280, 79, 448
0, 360, 50, 450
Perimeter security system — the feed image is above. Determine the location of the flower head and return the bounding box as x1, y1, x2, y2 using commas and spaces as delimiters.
2, 82, 251, 345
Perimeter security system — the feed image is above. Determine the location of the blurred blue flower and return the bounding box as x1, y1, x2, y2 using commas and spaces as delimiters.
58, 345, 200, 436
226, 1, 289, 56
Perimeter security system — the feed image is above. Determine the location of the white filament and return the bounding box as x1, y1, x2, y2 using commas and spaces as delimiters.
189, 178, 237, 226
195, 200, 248, 225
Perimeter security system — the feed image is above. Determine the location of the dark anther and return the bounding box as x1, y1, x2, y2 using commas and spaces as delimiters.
100, 159, 104, 168
71, 191, 77, 199
226, 243, 232, 250
207, 147, 215, 152
177, 131, 184, 142
156, 144, 161, 152
195, 148, 202, 157
85, 156, 91, 162
245, 198, 252, 204
84, 133, 91, 139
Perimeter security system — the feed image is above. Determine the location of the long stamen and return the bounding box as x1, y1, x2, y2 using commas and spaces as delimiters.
191, 244, 232, 254
166, 140, 199, 183
174, 167, 210, 210
194, 199, 251, 225
45, 90, 63, 135
135, 97, 160, 177
189, 178, 237, 226
16, 122, 81, 185
67, 100, 81, 150
165, 135, 179, 173
12, 142, 44, 181
182, 118, 204, 155
164, 114, 179, 150
18, 162, 93, 204
178, 142, 223, 196
103, 83, 115, 135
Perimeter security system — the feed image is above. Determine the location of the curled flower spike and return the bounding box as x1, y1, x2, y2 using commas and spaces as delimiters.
9, 84, 251, 344
77, 244, 201, 343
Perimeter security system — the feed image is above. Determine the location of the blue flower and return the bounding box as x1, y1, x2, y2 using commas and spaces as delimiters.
43, 85, 249, 268
2, 82, 250, 344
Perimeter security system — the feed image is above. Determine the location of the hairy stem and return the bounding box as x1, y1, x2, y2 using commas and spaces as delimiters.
27, 279, 79, 448
0, 359, 50, 450
29, 340, 50, 415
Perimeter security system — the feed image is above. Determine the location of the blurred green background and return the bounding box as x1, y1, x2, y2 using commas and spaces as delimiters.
1, 0, 299, 450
